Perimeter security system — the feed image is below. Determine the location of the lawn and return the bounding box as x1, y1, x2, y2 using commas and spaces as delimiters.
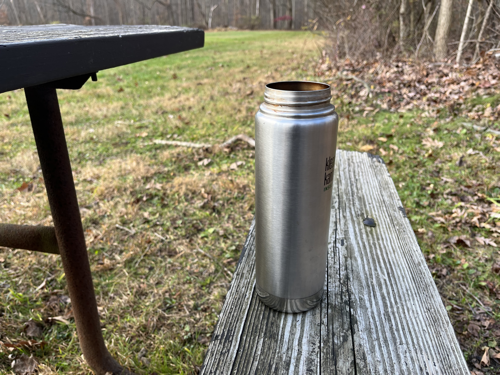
0, 30, 499, 374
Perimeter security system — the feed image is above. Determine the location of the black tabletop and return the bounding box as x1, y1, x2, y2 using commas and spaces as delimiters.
0, 24, 204, 94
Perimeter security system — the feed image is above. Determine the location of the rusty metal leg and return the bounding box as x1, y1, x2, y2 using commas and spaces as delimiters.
24, 85, 128, 375
0, 224, 59, 254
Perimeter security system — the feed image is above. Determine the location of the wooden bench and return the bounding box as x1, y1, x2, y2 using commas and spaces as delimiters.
201, 150, 469, 374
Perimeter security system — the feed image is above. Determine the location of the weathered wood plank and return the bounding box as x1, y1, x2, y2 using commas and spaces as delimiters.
367, 152, 469, 373
200, 221, 256, 375
202, 227, 322, 374
321, 150, 355, 375
202, 150, 468, 375
338, 150, 469, 374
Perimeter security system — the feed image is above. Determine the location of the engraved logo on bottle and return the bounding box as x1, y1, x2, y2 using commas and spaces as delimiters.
324, 156, 334, 191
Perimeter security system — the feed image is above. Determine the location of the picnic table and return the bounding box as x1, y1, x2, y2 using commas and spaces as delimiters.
202, 151, 470, 374
0, 24, 204, 375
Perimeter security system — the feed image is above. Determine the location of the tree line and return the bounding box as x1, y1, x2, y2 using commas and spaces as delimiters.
1, 0, 499, 62
315, 0, 500, 63
0, 0, 314, 31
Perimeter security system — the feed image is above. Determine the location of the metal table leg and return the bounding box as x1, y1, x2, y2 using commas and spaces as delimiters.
24, 85, 129, 375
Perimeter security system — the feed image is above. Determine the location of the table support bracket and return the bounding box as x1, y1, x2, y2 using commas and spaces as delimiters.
0, 224, 59, 254
24, 84, 131, 375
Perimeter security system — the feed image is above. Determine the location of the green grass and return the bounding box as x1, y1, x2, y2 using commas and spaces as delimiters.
1, 30, 499, 373
0, 30, 323, 374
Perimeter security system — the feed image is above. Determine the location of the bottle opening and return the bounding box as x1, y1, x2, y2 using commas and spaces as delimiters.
266, 81, 329, 92
264, 81, 331, 106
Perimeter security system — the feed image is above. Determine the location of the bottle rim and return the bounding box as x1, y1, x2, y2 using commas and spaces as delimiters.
264, 81, 332, 106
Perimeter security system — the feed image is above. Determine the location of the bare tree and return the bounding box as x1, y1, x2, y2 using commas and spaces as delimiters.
414, 0, 438, 58
434, 0, 453, 60
473, 0, 493, 62
284, 0, 293, 29
269, 0, 275, 29
208, 3, 218, 28
33, 0, 46, 23
400, 0, 408, 51
55, 0, 103, 23
9, 0, 20, 25
456, 0, 473, 64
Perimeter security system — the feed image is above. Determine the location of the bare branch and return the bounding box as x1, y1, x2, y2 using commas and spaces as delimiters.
152, 134, 256, 150
54, 0, 103, 22
473, 0, 494, 63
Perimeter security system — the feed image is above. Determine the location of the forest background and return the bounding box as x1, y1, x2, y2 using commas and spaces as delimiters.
1, 0, 500, 63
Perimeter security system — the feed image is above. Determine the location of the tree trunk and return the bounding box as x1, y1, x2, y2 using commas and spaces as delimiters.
473, 0, 493, 62
410, 0, 415, 41
256, 0, 259, 17
415, 0, 439, 58
9, 0, 20, 25
113, 0, 123, 25
456, 0, 473, 65
287, 0, 292, 29
87, 0, 95, 25
33, 0, 45, 23
195, 0, 207, 27
269, 0, 275, 29
433, 0, 453, 60
399, 0, 407, 51
208, 4, 218, 28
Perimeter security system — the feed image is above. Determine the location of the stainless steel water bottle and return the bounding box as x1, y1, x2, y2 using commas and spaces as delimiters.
255, 81, 339, 313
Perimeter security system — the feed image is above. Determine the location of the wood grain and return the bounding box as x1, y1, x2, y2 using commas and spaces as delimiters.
201, 150, 469, 375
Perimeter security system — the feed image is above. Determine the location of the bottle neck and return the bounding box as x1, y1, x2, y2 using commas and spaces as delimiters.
264, 81, 332, 107
261, 81, 335, 118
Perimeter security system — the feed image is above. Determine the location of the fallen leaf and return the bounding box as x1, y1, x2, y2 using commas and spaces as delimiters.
1, 340, 47, 351
16, 182, 31, 192
476, 236, 497, 247
197, 335, 210, 344
230, 161, 245, 170
23, 321, 42, 338
481, 346, 490, 367
422, 137, 444, 149
136, 132, 148, 138
359, 144, 375, 152
245, 89, 253, 96
468, 322, 481, 337
430, 215, 447, 224
378, 137, 387, 142
448, 235, 471, 247
389, 144, 399, 152
117, 87, 124, 92
11, 354, 37, 375
492, 262, 500, 275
